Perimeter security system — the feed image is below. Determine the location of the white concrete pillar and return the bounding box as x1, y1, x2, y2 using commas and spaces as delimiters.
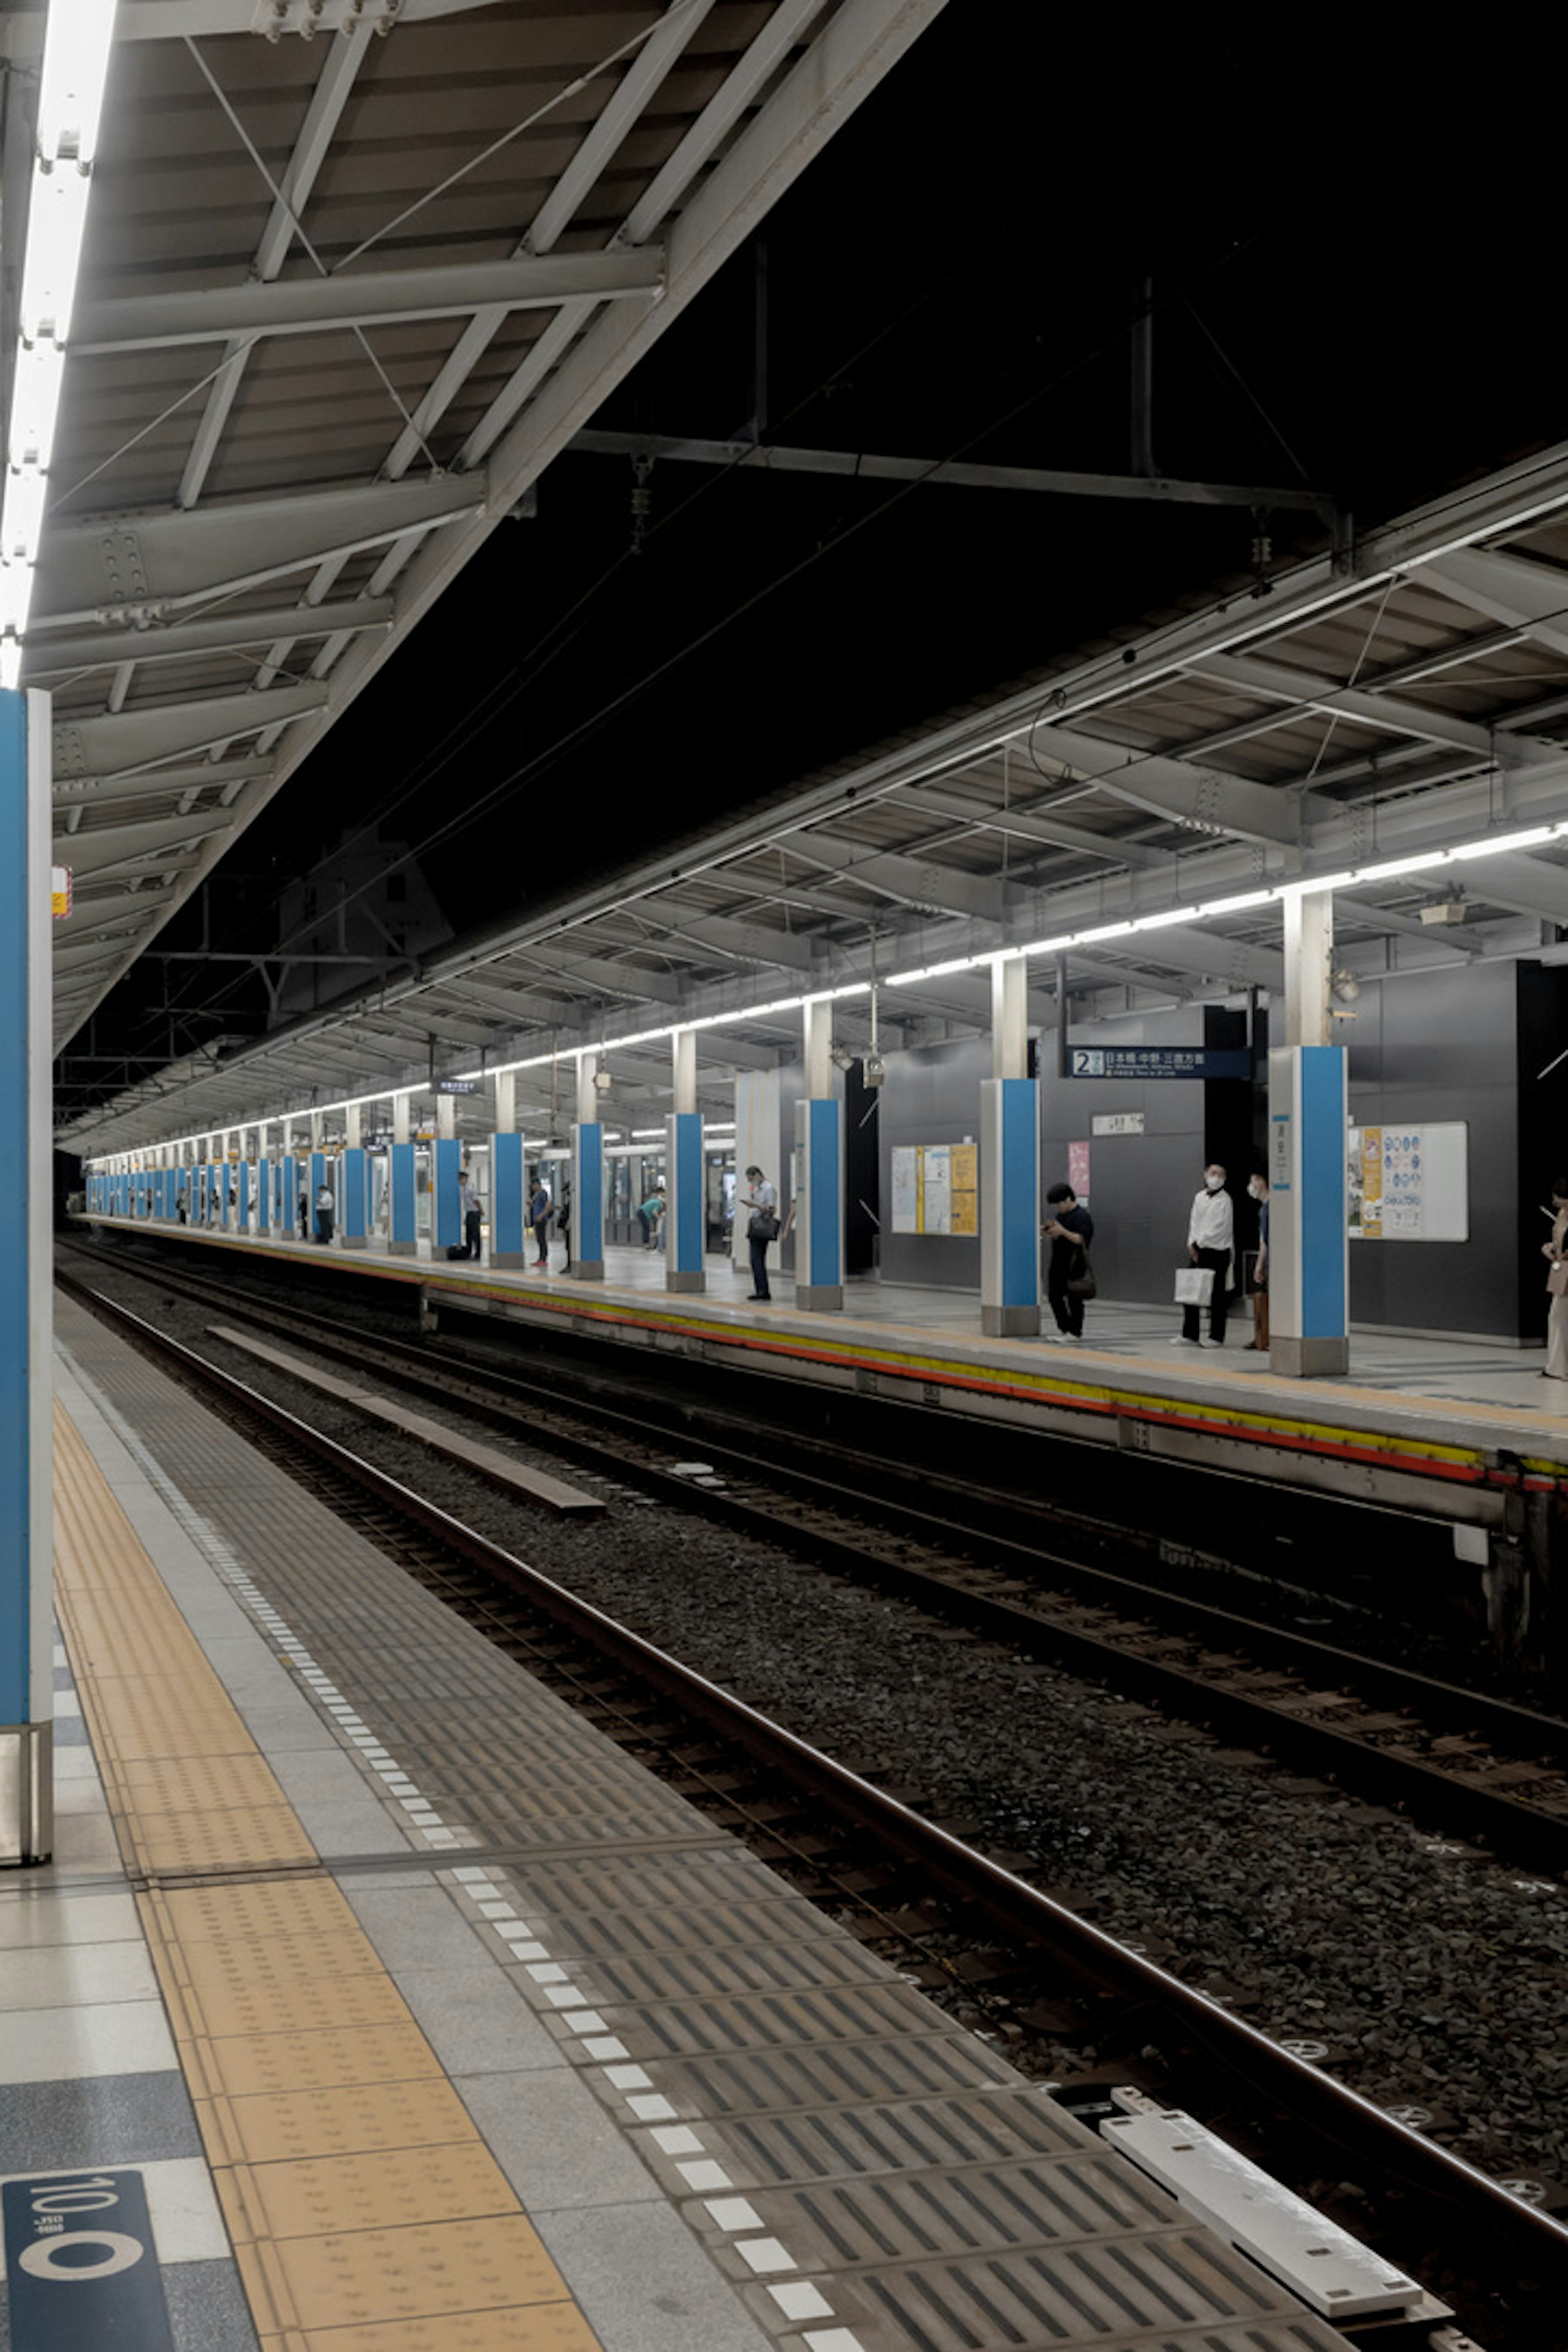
991, 955, 1028, 1080
494, 1071, 515, 1132
344, 1102, 362, 1148
393, 1093, 410, 1145
577, 1053, 599, 1124
1270, 888, 1348, 1377
436, 1093, 455, 1140
672, 1030, 697, 1116
802, 998, 832, 1099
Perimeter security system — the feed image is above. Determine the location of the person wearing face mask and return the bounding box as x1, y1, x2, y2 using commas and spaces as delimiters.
1244, 1172, 1270, 1350
1541, 1177, 1568, 1381
1178, 1161, 1233, 1346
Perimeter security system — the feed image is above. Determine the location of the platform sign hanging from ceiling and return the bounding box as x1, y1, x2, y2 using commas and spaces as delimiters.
1069, 1047, 1252, 1080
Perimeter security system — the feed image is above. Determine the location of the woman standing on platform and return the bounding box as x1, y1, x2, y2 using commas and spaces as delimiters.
1542, 1178, 1568, 1381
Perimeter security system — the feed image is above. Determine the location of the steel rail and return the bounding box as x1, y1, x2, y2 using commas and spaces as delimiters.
56, 1264, 1568, 2307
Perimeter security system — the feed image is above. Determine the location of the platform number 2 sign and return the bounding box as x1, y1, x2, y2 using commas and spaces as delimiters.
1, 2171, 175, 2350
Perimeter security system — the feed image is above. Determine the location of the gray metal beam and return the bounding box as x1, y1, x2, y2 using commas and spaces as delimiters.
498, 948, 686, 1006
1192, 648, 1555, 767
38, 479, 484, 625
1454, 852, 1568, 926
53, 685, 329, 781
905, 776, 1176, 871
53, 812, 236, 876
53, 758, 274, 812
653, 909, 817, 971
1023, 721, 1310, 848
27, 598, 394, 680
74, 251, 666, 356
1421, 546, 1568, 662
792, 831, 1011, 922
569, 428, 1326, 510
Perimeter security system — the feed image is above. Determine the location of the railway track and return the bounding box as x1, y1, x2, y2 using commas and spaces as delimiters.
63, 1237, 1568, 1878
56, 1258, 1568, 2344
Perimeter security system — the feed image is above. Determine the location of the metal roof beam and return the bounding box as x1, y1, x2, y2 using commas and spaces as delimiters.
27, 598, 394, 681
53, 758, 274, 812
1421, 546, 1568, 662
501, 948, 686, 1005
53, 813, 236, 876
1023, 721, 1307, 848
905, 777, 1176, 871
38, 479, 484, 624
650, 910, 817, 972
1192, 648, 1554, 766
570, 430, 1326, 510
1456, 852, 1568, 926
53, 685, 329, 781
792, 831, 1011, 922
74, 252, 666, 356
1089, 923, 1285, 990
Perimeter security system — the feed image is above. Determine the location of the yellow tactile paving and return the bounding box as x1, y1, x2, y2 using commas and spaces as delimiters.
238, 2214, 571, 2336
201, 2080, 485, 2168
271, 2305, 605, 2351
54, 1398, 606, 2352
220, 2145, 519, 2243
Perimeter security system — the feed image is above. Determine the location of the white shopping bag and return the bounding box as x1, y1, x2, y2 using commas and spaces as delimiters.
1174, 1265, 1214, 1305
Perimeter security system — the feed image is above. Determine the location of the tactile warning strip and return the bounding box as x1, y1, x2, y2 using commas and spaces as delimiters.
58, 1297, 1364, 2352
54, 1397, 604, 2352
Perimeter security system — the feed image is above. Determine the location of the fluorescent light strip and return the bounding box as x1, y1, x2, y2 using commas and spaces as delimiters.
85, 819, 1568, 1168
0, 0, 121, 686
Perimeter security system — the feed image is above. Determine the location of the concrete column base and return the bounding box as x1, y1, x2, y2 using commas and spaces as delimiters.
982, 1303, 1041, 1338
570, 1259, 604, 1281
341, 1235, 368, 1251
1270, 1334, 1350, 1378
795, 1283, 843, 1312
0, 1722, 53, 1866
666, 1268, 706, 1294
388, 1240, 417, 1257
491, 1251, 529, 1269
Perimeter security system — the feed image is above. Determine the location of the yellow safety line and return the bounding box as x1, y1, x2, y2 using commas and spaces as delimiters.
53, 1400, 603, 2352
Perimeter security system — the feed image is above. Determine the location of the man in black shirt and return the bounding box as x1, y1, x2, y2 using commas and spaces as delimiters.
1043, 1181, 1094, 1341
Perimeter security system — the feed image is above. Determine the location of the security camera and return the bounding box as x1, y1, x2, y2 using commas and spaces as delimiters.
862, 1052, 886, 1088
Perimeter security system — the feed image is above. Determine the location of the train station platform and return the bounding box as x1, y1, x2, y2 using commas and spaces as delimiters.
19, 1285, 1385, 2352
80, 1213, 1568, 1521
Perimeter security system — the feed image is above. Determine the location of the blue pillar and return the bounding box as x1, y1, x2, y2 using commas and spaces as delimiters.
282, 1156, 298, 1241
570, 1121, 605, 1279
256, 1156, 270, 1235
237, 1160, 250, 1234
1267, 1043, 1349, 1377
434, 1136, 461, 1255
341, 1147, 368, 1250
979, 1076, 1041, 1338
0, 689, 52, 1860
490, 1132, 527, 1266
664, 1111, 705, 1293
388, 1143, 416, 1255
310, 1149, 328, 1241
793, 1097, 844, 1312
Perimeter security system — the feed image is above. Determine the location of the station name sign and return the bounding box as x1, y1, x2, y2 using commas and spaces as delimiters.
1069, 1047, 1251, 1081
437, 1079, 479, 1095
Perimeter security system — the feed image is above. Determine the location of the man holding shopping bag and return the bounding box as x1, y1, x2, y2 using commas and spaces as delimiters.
1177, 1161, 1232, 1347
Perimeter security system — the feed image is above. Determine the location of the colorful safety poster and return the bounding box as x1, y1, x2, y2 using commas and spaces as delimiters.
922, 1145, 952, 1234
949, 1143, 978, 1234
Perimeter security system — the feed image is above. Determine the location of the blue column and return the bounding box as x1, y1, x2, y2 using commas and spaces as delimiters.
490, 1132, 527, 1266
0, 688, 52, 1861
664, 1111, 705, 1293
281, 1156, 298, 1241
1267, 1043, 1349, 1376
434, 1136, 461, 1254
256, 1157, 270, 1234
341, 1147, 368, 1250
237, 1160, 250, 1234
388, 1143, 416, 1255
309, 1149, 328, 1241
570, 1121, 605, 1280
979, 1076, 1041, 1338
793, 1096, 844, 1312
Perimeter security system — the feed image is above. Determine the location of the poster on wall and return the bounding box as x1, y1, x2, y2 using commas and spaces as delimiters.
1348, 1122, 1468, 1241
950, 1143, 978, 1234
1067, 1140, 1090, 1198
922, 1145, 952, 1234
891, 1145, 918, 1233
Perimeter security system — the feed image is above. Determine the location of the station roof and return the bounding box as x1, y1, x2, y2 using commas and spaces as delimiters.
62, 432, 1568, 1158
18, 0, 943, 1055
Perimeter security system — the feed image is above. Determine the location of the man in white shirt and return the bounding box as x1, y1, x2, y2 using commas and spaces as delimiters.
1179, 1161, 1233, 1345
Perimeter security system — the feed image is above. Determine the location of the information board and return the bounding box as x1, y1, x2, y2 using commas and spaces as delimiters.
890, 1141, 977, 1235
1348, 1122, 1469, 1241
1069, 1046, 1251, 1080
